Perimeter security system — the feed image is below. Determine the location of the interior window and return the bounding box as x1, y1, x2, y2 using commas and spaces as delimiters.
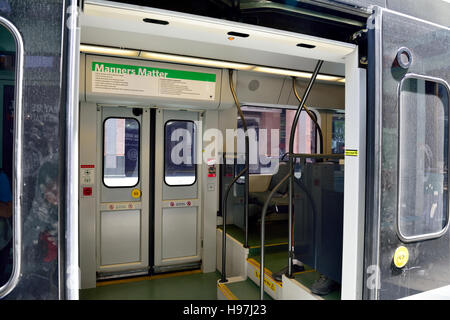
164, 120, 197, 186
398, 76, 450, 241
237, 106, 317, 175
0, 23, 16, 288
103, 118, 140, 187
331, 113, 345, 154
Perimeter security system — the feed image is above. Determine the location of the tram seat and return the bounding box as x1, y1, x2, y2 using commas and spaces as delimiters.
249, 162, 290, 216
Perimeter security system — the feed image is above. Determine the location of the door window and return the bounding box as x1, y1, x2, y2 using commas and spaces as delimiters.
103, 118, 140, 187
398, 75, 450, 241
164, 120, 197, 186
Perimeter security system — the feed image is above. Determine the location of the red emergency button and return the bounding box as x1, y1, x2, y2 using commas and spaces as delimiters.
170, 202, 175, 207
83, 187, 92, 197
186, 201, 191, 206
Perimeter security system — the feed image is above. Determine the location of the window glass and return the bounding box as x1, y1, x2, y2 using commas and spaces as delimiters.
398, 77, 449, 240
331, 113, 345, 154
103, 118, 140, 187
0, 23, 16, 288
238, 106, 317, 175
164, 120, 196, 186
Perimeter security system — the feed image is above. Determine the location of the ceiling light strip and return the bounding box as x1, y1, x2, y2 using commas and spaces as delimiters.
80, 44, 345, 83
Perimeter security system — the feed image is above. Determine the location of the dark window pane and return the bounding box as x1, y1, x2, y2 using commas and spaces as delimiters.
332, 113, 345, 154
164, 120, 196, 186
0, 23, 15, 288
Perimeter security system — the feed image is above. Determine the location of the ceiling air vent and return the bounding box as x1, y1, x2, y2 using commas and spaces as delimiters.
227, 31, 249, 38
296, 43, 316, 49
143, 18, 169, 25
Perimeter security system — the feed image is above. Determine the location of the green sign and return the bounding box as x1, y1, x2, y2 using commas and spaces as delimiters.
93, 62, 216, 82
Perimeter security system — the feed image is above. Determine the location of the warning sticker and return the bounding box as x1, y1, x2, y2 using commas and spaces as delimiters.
254, 270, 276, 293
91, 62, 216, 101
345, 149, 358, 157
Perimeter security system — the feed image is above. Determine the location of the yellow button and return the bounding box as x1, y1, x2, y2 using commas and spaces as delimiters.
394, 246, 409, 268
131, 188, 141, 199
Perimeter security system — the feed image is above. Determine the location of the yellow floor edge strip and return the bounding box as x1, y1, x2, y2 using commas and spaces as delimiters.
246, 258, 282, 288
218, 283, 238, 300
249, 242, 289, 249
247, 258, 274, 276
96, 269, 202, 287
246, 258, 316, 288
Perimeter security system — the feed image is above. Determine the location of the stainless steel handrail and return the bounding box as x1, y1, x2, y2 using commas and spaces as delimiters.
229, 69, 250, 249
220, 69, 250, 283
287, 60, 323, 279
292, 77, 324, 155
292, 153, 344, 159
259, 172, 291, 299
258, 60, 323, 299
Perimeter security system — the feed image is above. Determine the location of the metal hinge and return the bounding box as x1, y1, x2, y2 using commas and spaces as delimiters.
351, 29, 368, 67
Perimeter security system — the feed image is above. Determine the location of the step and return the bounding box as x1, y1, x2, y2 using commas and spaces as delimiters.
282, 271, 341, 300
217, 223, 288, 249
246, 244, 291, 300
217, 276, 272, 300
246, 257, 283, 300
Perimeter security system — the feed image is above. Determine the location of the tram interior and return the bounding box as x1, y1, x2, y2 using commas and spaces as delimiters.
0, 0, 364, 300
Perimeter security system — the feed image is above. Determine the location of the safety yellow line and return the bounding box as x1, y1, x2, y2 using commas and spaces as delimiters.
246, 258, 316, 288
96, 269, 202, 287
294, 269, 316, 275
247, 258, 274, 276
246, 258, 284, 288
217, 283, 238, 300
249, 242, 289, 249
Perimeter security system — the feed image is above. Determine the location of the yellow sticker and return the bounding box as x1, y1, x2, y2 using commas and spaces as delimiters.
345, 149, 358, 156
394, 246, 409, 268
254, 270, 276, 292
131, 188, 141, 199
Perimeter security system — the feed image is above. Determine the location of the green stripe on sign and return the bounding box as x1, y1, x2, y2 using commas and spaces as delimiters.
92, 62, 216, 82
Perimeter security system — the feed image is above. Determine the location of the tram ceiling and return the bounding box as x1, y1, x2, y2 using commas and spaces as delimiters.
81, 1, 356, 76
94, 0, 367, 42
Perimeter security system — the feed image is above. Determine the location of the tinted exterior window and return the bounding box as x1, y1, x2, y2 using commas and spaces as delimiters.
0, 23, 15, 288
103, 118, 140, 187
164, 120, 196, 186
398, 76, 450, 240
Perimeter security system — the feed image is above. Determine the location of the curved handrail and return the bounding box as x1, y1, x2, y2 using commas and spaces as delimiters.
287, 60, 323, 279
229, 69, 250, 249
258, 61, 323, 299
220, 69, 250, 283
259, 171, 291, 299
292, 77, 324, 155
220, 166, 248, 283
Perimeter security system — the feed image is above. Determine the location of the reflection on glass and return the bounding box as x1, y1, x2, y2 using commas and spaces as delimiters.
0, 23, 15, 288
238, 106, 317, 175
164, 120, 196, 186
398, 77, 449, 239
103, 118, 140, 187
332, 113, 345, 154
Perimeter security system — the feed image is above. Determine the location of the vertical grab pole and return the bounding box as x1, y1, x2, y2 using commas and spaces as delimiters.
220, 167, 248, 283
220, 69, 250, 283
260, 173, 291, 300
228, 69, 250, 248
287, 60, 323, 278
